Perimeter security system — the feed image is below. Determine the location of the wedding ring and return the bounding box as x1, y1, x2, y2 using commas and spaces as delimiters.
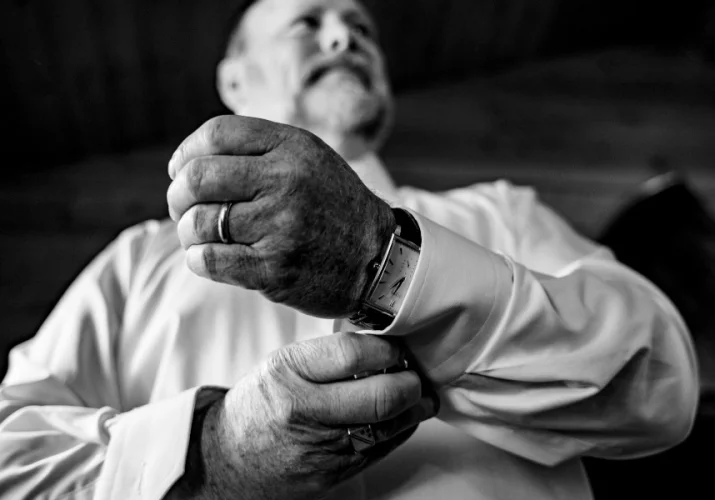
218, 202, 233, 244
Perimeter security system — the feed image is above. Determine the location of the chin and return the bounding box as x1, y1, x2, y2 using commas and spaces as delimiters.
301, 84, 391, 141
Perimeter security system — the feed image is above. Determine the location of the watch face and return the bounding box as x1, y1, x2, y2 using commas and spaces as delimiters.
368, 238, 419, 314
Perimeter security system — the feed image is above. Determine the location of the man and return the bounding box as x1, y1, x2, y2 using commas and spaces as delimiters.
0, 0, 698, 498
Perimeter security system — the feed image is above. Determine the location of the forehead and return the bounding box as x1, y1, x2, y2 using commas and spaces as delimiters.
242, 0, 372, 36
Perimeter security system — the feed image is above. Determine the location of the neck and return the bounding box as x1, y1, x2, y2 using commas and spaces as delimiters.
311, 129, 371, 163
347, 152, 397, 204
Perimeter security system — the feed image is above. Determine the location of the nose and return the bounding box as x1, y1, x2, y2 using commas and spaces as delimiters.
319, 15, 355, 54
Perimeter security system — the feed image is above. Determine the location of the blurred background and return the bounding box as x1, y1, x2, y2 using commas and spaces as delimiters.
1, 0, 714, 497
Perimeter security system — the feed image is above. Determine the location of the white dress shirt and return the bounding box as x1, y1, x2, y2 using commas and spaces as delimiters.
0, 154, 698, 499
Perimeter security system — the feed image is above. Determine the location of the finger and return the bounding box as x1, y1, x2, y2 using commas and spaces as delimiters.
169, 115, 286, 179
341, 396, 438, 467
353, 357, 410, 380
316, 370, 422, 424
342, 398, 436, 456
281, 332, 405, 383
167, 155, 269, 221
370, 395, 439, 444
186, 243, 267, 290
177, 201, 271, 248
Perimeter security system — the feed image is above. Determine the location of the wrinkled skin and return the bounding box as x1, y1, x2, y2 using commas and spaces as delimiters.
167, 333, 438, 499
167, 115, 395, 318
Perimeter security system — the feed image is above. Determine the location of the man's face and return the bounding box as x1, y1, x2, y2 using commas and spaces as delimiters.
221, 0, 393, 149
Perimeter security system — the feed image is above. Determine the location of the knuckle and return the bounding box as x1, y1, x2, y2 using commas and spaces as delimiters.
274, 391, 299, 423
335, 333, 364, 374
373, 383, 396, 422
266, 219, 304, 269
273, 342, 317, 382
275, 206, 303, 236
257, 246, 290, 292
374, 373, 420, 421
249, 256, 271, 291
184, 158, 206, 200
295, 126, 319, 147
191, 206, 208, 240
272, 159, 295, 179
257, 360, 298, 423
202, 116, 225, 147
261, 120, 287, 147
272, 162, 302, 198
265, 349, 288, 378
173, 143, 186, 164
284, 122, 305, 141
275, 343, 304, 374
200, 245, 218, 278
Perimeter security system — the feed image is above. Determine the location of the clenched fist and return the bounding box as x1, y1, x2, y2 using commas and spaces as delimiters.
167, 115, 396, 318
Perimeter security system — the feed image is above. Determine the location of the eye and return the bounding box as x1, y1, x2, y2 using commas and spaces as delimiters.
295, 15, 320, 31
352, 22, 372, 39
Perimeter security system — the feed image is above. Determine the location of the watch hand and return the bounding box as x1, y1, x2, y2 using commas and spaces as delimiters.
390, 277, 405, 295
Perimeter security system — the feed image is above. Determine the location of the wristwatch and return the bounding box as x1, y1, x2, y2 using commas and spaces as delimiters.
349, 208, 421, 330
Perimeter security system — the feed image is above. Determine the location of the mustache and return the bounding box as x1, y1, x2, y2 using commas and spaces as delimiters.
302, 54, 374, 89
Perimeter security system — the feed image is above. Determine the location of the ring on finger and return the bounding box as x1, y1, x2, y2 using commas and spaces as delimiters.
218, 202, 234, 244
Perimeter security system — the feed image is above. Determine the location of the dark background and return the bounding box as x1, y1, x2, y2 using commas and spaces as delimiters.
3, 0, 713, 166
1, 1, 715, 497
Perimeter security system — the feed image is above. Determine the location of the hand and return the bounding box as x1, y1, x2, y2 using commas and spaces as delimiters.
185, 332, 438, 500
166, 115, 396, 318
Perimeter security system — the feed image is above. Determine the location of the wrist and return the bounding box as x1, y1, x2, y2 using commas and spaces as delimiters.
167, 394, 226, 499
198, 396, 242, 498
372, 203, 398, 266
348, 207, 422, 329
350, 201, 397, 312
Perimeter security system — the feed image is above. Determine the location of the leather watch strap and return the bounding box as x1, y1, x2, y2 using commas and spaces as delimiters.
392, 208, 421, 246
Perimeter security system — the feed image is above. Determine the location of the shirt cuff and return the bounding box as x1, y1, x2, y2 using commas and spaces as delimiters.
96, 387, 227, 499
380, 210, 515, 386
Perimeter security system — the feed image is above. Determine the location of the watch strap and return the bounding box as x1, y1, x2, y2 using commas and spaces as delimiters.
392, 208, 421, 246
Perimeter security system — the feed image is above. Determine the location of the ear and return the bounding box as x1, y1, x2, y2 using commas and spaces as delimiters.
217, 57, 246, 113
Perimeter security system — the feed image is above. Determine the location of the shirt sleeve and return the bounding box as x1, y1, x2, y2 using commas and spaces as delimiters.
382, 184, 699, 466
0, 222, 211, 499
